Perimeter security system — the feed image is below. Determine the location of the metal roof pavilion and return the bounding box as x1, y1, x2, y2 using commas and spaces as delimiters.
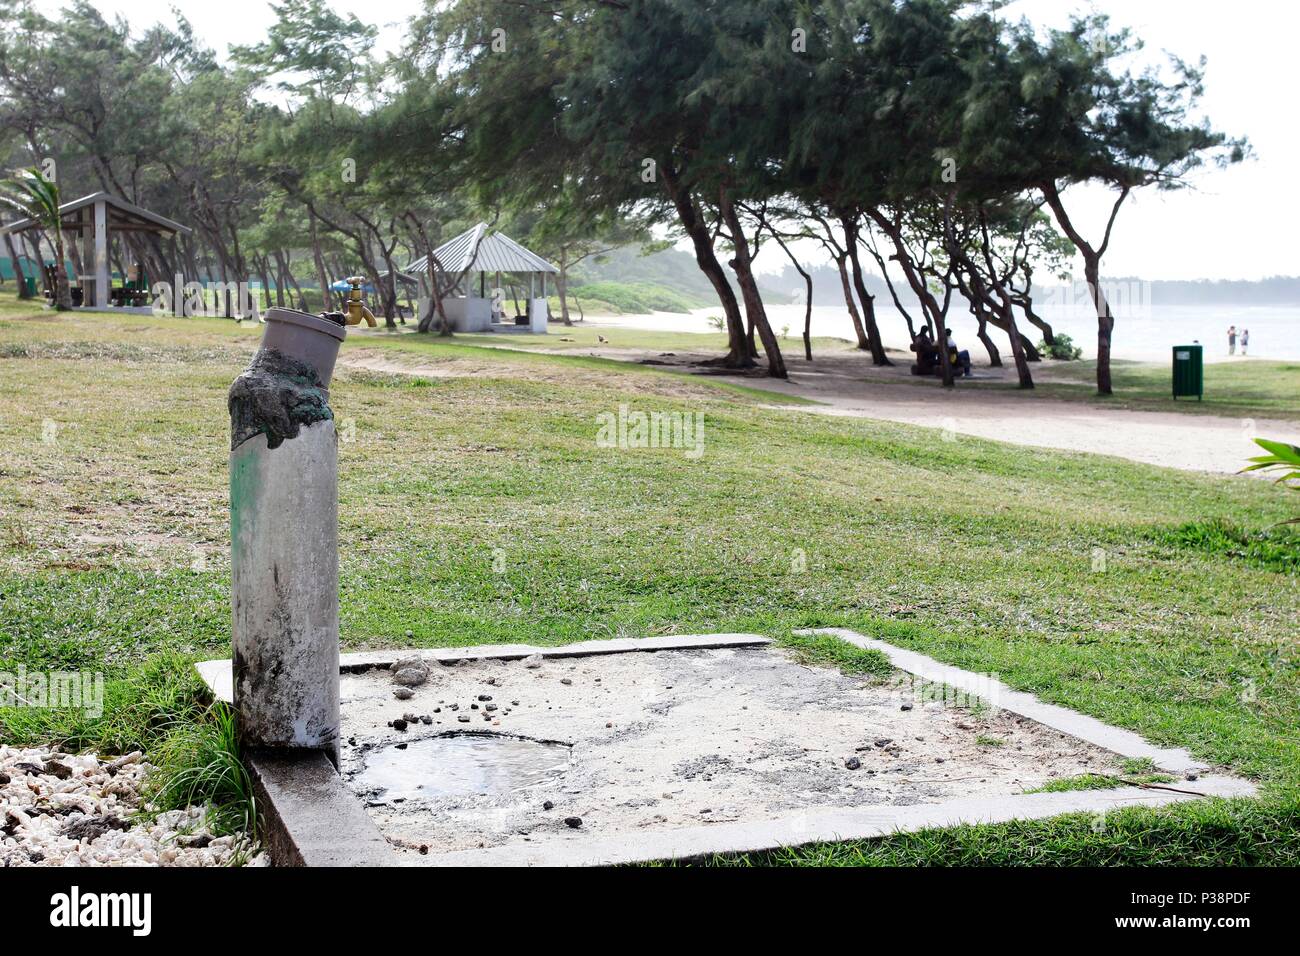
0, 191, 191, 312
0, 191, 191, 238
405, 223, 558, 276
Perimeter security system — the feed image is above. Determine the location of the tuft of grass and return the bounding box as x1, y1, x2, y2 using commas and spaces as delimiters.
1028, 767, 1175, 794
0, 651, 206, 753
1148, 519, 1299, 573
779, 631, 893, 678
344, 369, 441, 389
1121, 757, 1160, 776
974, 734, 1005, 747
1028, 773, 1126, 793
141, 703, 256, 837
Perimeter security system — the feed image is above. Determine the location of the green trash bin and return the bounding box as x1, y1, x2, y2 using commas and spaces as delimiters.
1172, 344, 1203, 401
23, 276, 36, 298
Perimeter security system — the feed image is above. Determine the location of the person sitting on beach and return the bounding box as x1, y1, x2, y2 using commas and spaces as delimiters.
1227, 325, 1237, 355
1241, 328, 1250, 355
910, 326, 939, 370
945, 329, 972, 377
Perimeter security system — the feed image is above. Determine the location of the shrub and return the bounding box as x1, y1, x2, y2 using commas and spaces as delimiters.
1039, 332, 1082, 360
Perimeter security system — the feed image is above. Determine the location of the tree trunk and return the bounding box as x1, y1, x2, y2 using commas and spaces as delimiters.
867, 243, 920, 344
718, 185, 786, 379
558, 259, 573, 326
23, 232, 44, 294
6, 232, 31, 299
967, 215, 1033, 389
973, 302, 1001, 367
145, 233, 173, 288
256, 257, 272, 313
1013, 285, 1055, 347
835, 253, 869, 350
1002, 302, 1034, 388
802, 276, 813, 362
1086, 256, 1113, 395
1040, 182, 1122, 396
841, 217, 891, 365
766, 223, 815, 361
271, 251, 286, 307
52, 229, 71, 310
372, 232, 400, 329
309, 219, 331, 313
660, 164, 751, 368
276, 249, 306, 311
975, 247, 1032, 388
273, 260, 286, 307
410, 225, 457, 337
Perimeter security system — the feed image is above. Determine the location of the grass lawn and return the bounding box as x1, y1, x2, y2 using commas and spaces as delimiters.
1002, 357, 1300, 421
1, 298, 1297, 865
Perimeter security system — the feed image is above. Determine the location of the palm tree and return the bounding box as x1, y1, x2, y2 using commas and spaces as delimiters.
0, 168, 71, 309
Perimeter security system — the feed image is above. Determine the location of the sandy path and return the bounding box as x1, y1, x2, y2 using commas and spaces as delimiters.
546, 345, 1296, 475
740, 356, 1298, 475
765, 383, 1293, 474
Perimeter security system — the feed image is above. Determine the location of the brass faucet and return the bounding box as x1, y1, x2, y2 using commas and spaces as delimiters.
344, 276, 377, 327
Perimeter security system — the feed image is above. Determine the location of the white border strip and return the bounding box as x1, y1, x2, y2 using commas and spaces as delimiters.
196, 633, 771, 706
424, 774, 1254, 867
797, 628, 1205, 774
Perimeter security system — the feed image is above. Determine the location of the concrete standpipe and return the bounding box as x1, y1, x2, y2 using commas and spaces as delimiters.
228, 308, 347, 765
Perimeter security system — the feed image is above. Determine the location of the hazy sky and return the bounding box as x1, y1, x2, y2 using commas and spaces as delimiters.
32, 0, 1298, 280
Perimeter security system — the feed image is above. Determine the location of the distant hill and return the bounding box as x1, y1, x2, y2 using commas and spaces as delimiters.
572, 245, 792, 308
764, 263, 897, 306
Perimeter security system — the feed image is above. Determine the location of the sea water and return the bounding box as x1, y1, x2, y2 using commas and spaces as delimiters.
597, 303, 1300, 363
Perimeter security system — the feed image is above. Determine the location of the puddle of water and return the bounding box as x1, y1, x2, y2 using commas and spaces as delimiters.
355, 734, 571, 801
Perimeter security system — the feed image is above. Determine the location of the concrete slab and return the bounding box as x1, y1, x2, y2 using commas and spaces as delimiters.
196, 630, 1256, 867
195, 658, 233, 705
342, 645, 1139, 859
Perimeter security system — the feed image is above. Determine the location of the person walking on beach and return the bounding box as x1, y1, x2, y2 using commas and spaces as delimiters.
1227, 325, 1237, 355
1241, 329, 1250, 355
